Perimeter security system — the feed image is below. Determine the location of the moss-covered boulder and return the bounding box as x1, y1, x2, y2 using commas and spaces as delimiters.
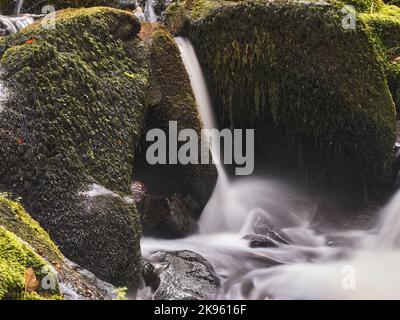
138, 23, 216, 207
165, 0, 397, 197
0, 195, 63, 262
0, 7, 146, 286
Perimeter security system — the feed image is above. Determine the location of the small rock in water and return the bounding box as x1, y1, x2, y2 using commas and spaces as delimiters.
141, 260, 159, 290
147, 250, 220, 300
141, 193, 199, 239
243, 234, 278, 248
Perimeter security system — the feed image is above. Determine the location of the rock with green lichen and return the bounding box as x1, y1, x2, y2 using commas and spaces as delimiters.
0, 225, 61, 300
164, 0, 397, 198
0, 7, 145, 286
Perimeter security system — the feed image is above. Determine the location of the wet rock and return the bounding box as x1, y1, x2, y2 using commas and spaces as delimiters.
148, 250, 220, 300
243, 232, 291, 248
141, 260, 159, 291
250, 213, 292, 245
61, 259, 115, 300
141, 193, 199, 239
0, 8, 145, 287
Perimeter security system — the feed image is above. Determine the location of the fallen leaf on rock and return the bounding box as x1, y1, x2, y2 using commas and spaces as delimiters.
24, 268, 40, 293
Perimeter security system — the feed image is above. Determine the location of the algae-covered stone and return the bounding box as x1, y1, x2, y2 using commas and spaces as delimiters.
0, 195, 63, 263
166, 0, 396, 196
0, 225, 61, 300
0, 7, 146, 285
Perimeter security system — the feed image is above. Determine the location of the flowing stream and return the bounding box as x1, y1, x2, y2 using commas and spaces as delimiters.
141, 37, 400, 300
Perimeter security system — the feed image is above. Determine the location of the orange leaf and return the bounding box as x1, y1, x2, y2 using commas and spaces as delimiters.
16, 137, 24, 145
25, 39, 35, 45
24, 268, 40, 293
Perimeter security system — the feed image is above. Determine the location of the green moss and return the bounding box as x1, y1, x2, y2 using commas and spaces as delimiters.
0, 195, 63, 263
0, 227, 61, 300
178, 0, 396, 195
0, 7, 146, 285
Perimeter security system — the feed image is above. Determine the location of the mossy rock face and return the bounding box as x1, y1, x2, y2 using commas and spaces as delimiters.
0, 7, 146, 286
360, 5, 400, 111
0, 226, 61, 300
21, 0, 123, 14
139, 23, 216, 207
167, 0, 396, 195
0, 195, 63, 263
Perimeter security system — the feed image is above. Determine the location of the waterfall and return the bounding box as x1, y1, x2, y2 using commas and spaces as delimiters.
144, 0, 157, 22
14, 0, 23, 15
175, 37, 236, 233
140, 36, 400, 300
0, 70, 8, 114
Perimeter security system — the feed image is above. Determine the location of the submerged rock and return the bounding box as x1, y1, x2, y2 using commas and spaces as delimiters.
141, 193, 199, 238
146, 250, 220, 300
0, 7, 145, 286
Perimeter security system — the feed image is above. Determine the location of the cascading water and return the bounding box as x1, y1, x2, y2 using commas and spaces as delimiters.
144, 0, 157, 23
14, 0, 24, 15
0, 70, 8, 113
140, 37, 400, 299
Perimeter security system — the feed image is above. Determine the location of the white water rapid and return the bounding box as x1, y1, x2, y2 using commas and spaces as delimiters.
140, 37, 400, 300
